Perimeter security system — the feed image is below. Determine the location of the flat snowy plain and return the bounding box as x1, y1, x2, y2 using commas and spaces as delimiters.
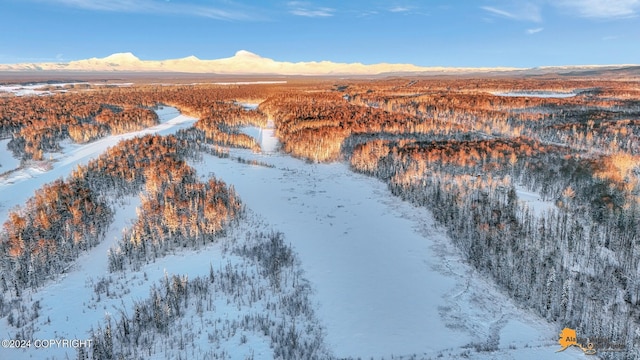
491, 91, 579, 98
0, 97, 586, 359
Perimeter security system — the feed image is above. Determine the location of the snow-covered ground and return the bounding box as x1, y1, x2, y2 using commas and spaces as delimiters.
91, 82, 133, 87
0, 138, 20, 175
0, 82, 88, 96
213, 81, 287, 85
0, 83, 55, 96
515, 185, 557, 217
238, 102, 279, 153
198, 157, 467, 357
239, 124, 278, 153
192, 136, 585, 359
0, 109, 588, 360
492, 91, 578, 98
0, 195, 322, 359
236, 102, 259, 110
0, 82, 136, 97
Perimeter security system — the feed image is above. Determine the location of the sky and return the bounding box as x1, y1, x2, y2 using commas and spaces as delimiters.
0, 0, 638, 67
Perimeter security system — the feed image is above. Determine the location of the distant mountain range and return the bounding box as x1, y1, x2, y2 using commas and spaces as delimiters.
0, 50, 638, 76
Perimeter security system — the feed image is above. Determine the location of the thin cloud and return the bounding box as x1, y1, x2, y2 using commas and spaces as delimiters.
481, 3, 542, 22
387, 4, 430, 16
356, 10, 379, 17
37, 0, 142, 11
482, 6, 518, 19
289, 8, 334, 17
389, 6, 411, 13
526, 27, 544, 34
554, 0, 640, 18
287, 1, 334, 17
31, 0, 255, 20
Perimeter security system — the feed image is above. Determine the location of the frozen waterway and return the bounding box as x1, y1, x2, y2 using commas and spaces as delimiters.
194, 143, 585, 359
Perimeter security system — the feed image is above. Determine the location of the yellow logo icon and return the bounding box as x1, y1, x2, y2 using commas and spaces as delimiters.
557, 327, 596, 355
558, 327, 578, 351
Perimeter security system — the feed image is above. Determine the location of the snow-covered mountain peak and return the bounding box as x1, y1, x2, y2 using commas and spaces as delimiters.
234, 50, 261, 59
101, 52, 141, 63
180, 55, 200, 61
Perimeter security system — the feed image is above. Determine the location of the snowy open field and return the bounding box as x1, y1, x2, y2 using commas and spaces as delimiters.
515, 185, 557, 217
0, 82, 89, 96
193, 130, 586, 359
0, 107, 587, 359
0, 138, 21, 175
491, 91, 579, 98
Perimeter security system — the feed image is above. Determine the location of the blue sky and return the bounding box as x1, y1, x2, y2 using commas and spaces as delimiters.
0, 0, 638, 67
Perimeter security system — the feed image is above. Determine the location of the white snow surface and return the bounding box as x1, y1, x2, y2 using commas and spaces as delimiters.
3, 195, 142, 360
492, 91, 578, 98
236, 102, 260, 110
0, 82, 89, 96
0, 83, 54, 96
237, 102, 279, 153
515, 185, 557, 217
0, 138, 20, 175
201, 159, 466, 356
0, 198, 286, 360
213, 81, 287, 85
192, 136, 585, 359
239, 124, 278, 153
0, 110, 588, 359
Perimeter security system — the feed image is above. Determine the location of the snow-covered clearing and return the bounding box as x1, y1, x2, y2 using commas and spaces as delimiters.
239, 124, 278, 153
198, 155, 463, 357
237, 102, 279, 153
237, 102, 259, 110
213, 81, 287, 85
492, 91, 579, 98
91, 82, 133, 87
515, 185, 557, 217
0, 138, 20, 175
0, 83, 56, 96
0, 82, 89, 96
192, 136, 585, 359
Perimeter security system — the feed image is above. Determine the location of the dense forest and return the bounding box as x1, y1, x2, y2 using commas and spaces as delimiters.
1, 77, 639, 358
